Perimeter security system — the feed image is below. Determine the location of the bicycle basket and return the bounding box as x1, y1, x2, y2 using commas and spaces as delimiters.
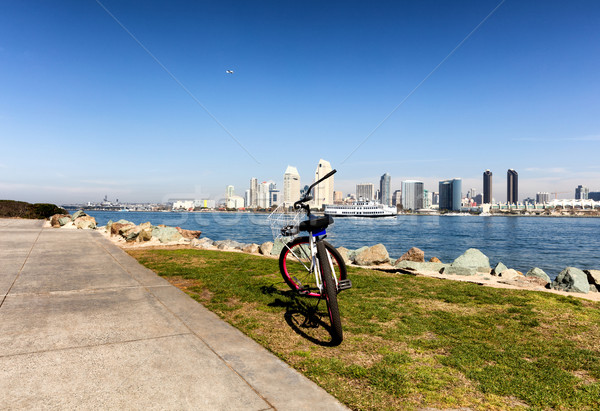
267, 203, 304, 241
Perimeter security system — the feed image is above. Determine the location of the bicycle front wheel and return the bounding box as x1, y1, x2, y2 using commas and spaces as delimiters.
279, 236, 347, 297
317, 241, 343, 344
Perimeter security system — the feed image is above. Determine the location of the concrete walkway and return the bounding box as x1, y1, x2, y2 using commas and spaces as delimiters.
0, 219, 347, 410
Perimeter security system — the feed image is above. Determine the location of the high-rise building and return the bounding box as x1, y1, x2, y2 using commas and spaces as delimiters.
226, 185, 234, 198
483, 170, 492, 204
575, 185, 589, 200
312, 159, 334, 208
507, 169, 518, 204
401, 180, 424, 210
380, 173, 391, 206
356, 183, 374, 200
392, 190, 402, 206
536, 192, 550, 203
333, 191, 343, 204
439, 178, 462, 211
249, 178, 258, 208
283, 165, 301, 205
589, 191, 600, 201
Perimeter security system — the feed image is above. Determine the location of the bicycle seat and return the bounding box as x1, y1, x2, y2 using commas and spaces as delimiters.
298, 215, 333, 233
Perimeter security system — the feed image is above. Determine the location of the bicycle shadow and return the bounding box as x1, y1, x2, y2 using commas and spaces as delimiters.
261, 285, 341, 347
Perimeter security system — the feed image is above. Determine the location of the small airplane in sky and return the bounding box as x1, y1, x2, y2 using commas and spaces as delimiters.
226, 70, 234, 74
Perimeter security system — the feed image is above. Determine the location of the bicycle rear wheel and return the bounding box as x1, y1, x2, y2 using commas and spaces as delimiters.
279, 236, 347, 297
317, 241, 343, 344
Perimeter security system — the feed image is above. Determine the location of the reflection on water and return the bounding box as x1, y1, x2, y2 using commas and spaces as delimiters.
87, 211, 599, 280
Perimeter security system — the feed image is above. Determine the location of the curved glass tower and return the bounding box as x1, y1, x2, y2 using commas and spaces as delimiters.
507, 169, 518, 204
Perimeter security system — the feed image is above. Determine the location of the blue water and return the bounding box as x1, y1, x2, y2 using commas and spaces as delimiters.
87, 211, 600, 280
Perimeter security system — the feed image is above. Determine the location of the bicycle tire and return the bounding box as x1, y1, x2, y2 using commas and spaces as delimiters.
317, 241, 343, 344
279, 236, 347, 297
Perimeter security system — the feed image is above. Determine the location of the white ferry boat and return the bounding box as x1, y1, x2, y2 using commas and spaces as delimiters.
324, 201, 397, 218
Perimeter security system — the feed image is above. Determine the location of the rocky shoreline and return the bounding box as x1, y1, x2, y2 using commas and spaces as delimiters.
47, 211, 600, 302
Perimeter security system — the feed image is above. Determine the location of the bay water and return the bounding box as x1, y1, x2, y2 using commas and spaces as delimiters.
88, 211, 599, 280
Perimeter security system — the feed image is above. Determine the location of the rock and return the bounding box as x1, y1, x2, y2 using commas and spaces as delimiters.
259, 241, 273, 255
525, 267, 551, 285
74, 215, 96, 230
151, 226, 183, 243
58, 216, 71, 226
191, 238, 214, 249
50, 214, 70, 228
590, 284, 599, 293
123, 222, 153, 242
71, 210, 86, 220
395, 260, 447, 272
271, 238, 288, 255
348, 246, 369, 263
552, 267, 590, 293
499, 269, 521, 280
111, 222, 135, 236
499, 276, 549, 288
491, 262, 508, 276
584, 270, 600, 287
242, 243, 260, 254
176, 227, 202, 239
214, 239, 244, 250
354, 244, 389, 266
440, 266, 476, 276
336, 247, 351, 265
451, 248, 490, 271
398, 247, 425, 263
429, 257, 442, 263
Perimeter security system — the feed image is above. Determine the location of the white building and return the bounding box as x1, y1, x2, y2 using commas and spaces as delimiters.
356, 183, 374, 201
312, 159, 334, 209
226, 195, 245, 209
283, 165, 301, 205
226, 185, 234, 198
249, 178, 258, 208
401, 180, 424, 210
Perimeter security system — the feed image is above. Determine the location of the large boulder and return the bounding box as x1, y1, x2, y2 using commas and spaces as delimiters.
259, 241, 273, 256
214, 239, 244, 250
50, 214, 70, 228
440, 266, 476, 276
585, 270, 600, 289
124, 222, 153, 242
397, 247, 425, 263
348, 246, 369, 263
429, 257, 442, 263
491, 262, 508, 276
552, 267, 590, 293
151, 226, 183, 243
191, 237, 214, 249
74, 215, 96, 230
451, 248, 490, 271
499, 269, 521, 280
336, 247, 351, 265
354, 244, 390, 266
525, 267, 551, 285
176, 227, 202, 239
242, 243, 260, 254
395, 260, 446, 272
71, 210, 87, 220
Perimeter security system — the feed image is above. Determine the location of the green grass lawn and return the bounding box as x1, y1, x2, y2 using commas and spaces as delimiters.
128, 248, 600, 410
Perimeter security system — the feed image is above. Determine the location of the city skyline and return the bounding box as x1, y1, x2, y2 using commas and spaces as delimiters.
1, 2, 599, 204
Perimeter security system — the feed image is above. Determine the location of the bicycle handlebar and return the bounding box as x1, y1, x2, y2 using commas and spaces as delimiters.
294, 169, 337, 209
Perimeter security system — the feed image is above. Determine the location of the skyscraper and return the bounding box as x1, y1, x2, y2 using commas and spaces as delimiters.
249, 178, 258, 208
356, 183, 374, 200
575, 185, 589, 200
507, 169, 518, 204
439, 178, 462, 211
226, 185, 234, 198
401, 180, 424, 210
380, 173, 391, 206
283, 165, 301, 205
536, 192, 550, 203
483, 170, 492, 204
312, 159, 334, 209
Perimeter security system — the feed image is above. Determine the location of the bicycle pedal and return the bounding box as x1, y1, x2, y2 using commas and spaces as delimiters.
337, 279, 352, 292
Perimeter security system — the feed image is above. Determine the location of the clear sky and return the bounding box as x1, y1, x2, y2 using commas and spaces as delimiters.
1, 0, 599, 204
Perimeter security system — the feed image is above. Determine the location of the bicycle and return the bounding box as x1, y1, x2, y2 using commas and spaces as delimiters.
268, 169, 352, 343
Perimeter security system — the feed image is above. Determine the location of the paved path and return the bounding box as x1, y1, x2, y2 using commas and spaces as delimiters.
0, 219, 347, 410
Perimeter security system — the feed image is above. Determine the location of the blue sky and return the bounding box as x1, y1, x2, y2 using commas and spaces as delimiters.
1, 0, 599, 204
